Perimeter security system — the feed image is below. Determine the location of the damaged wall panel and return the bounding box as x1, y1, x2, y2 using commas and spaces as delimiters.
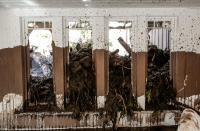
173, 52, 200, 108
0, 46, 24, 110
93, 49, 109, 108
198, 54, 200, 96
170, 52, 176, 84
92, 17, 109, 109
191, 53, 199, 97
131, 52, 137, 98
52, 44, 66, 109
174, 16, 200, 106
185, 52, 196, 97
132, 52, 147, 110
174, 52, 186, 97
175, 52, 199, 97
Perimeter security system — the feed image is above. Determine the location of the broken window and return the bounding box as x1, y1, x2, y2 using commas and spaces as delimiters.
146, 20, 176, 110
68, 21, 92, 51
26, 21, 56, 110
106, 21, 137, 118
66, 21, 96, 114
109, 21, 132, 56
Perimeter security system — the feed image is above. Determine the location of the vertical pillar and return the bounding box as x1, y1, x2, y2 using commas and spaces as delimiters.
52, 43, 65, 109
93, 49, 108, 108
170, 52, 176, 81
131, 52, 137, 99
138, 52, 147, 110
132, 52, 147, 110
0, 46, 24, 111
197, 54, 200, 95
175, 52, 186, 97
186, 52, 197, 97
92, 17, 109, 108
52, 17, 65, 109
133, 16, 147, 110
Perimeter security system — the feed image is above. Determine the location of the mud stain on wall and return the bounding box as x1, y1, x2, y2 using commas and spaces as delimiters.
0, 46, 24, 101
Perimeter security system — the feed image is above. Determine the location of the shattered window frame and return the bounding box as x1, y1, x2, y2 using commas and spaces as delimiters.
108, 21, 132, 56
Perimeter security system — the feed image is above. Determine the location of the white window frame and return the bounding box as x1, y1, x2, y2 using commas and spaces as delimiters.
108, 17, 137, 52
145, 16, 177, 51
21, 16, 63, 47
63, 17, 94, 48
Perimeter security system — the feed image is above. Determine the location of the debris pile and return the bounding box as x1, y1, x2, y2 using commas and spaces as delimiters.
26, 77, 56, 111
104, 38, 138, 128
25, 37, 176, 119
30, 46, 53, 77
26, 48, 56, 111
66, 39, 138, 121
65, 43, 96, 118
146, 45, 176, 110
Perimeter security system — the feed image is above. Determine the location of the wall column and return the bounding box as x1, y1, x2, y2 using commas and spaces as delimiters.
92, 17, 109, 108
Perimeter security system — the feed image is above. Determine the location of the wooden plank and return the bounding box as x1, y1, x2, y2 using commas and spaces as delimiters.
94, 49, 107, 97
104, 50, 109, 95
185, 52, 195, 97
198, 54, 200, 95
52, 43, 65, 96
131, 52, 137, 97
175, 52, 186, 97
136, 52, 147, 97
0, 46, 24, 101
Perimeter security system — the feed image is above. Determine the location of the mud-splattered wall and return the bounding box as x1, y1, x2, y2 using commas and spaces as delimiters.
173, 16, 200, 102
0, 8, 200, 110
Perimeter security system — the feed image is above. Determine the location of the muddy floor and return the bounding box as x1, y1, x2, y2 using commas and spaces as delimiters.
67, 126, 177, 131
15, 126, 177, 131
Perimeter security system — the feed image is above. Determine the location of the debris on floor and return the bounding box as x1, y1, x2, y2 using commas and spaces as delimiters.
25, 77, 57, 112
146, 45, 176, 110
104, 38, 138, 129
25, 47, 56, 111
25, 39, 177, 120
65, 43, 96, 118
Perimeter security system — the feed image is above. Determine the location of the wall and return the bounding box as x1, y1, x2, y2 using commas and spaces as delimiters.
0, 8, 200, 51
0, 7, 200, 111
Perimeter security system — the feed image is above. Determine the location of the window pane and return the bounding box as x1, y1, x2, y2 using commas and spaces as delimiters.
45, 22, 50, 28
35, 21, 44, 28
148, 21, 154, 28
155, 21, 164, 28
28, 21, 34, 28
109, 21, 132, 56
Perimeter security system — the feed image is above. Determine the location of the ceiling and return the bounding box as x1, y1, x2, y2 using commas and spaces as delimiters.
0, 0, 200, 8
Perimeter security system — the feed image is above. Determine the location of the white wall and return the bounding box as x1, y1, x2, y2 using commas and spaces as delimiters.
0, 8, 200, 53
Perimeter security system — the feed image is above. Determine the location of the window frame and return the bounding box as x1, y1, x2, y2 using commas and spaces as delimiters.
21, 17, 56, 110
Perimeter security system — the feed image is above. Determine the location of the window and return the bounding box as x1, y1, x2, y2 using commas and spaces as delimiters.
146, 20, 174, 110
147, 21, 171, 50
68, 21, 92, 51
66, 20, 96, 112
107, 21, 136, 114
26, 21, 56, 111
109, 21, 132, 56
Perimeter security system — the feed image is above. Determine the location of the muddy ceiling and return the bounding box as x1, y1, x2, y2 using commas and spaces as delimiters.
0, 0, 200, 8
